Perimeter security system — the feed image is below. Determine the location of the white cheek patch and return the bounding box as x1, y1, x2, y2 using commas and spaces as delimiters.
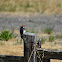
23, 30, 26, 33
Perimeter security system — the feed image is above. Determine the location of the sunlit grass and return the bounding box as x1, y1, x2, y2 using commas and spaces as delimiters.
0, 0, 62, 14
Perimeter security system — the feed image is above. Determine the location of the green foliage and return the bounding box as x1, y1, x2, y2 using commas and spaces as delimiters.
44, 27, 53, 34
0, 29, 13, 41
20, 40, 23, 44
57, 4, 61, 8
54, 42, 56, 46
13, 40, 23, 45
25, 3, 30, 8
26, 29, 29, 32
31, 30, 35, 33
8, 6, 16, 12
0, 3, 16, 12
41, 38, 46, 44
49, 36, 55, 42
56, 35, 62, 39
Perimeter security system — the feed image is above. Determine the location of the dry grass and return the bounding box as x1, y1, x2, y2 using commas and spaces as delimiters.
51, 59, 62, 62
0, 39, 24, 56
0, 0, 62, 14
42, 41, 62, 49
37, 32, 62, 49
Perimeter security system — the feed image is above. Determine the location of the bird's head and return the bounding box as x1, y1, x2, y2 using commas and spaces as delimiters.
21, 25, 23, 28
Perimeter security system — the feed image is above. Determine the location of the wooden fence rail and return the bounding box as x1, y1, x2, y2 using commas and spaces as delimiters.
37, 48, 62, 62
0, 32, 62, 62
0, 55, 24, 62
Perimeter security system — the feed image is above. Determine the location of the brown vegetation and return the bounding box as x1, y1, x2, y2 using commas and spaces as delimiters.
0, 0, 62, 14
0, 39, 24, 56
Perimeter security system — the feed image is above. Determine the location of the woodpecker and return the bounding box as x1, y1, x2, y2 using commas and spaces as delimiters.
20, 25, 23, 39
20, 25, 26, 39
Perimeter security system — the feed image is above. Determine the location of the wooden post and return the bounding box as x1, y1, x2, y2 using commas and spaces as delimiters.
1, 58, 7, 62
23, 33, 37, 62
1, 58, 5, 62
42, 58, 50, 62
37, 39, 41, 48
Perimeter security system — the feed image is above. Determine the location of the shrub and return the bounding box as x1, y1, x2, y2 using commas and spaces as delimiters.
56, 35, 62, 39
57, 4, 61, 8
41, 38, 46, 44
25, 3, 30, 8
31, 30, 35, 33
44, 27, 53, 34
49, 36, 55, 42
0, 29, 13, 41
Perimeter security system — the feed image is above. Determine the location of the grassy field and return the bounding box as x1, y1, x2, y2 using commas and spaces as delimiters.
0, 0, 62, 14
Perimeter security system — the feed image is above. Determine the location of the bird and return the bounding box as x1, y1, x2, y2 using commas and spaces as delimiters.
20, 25, 23, 39
20, 25, 26, 39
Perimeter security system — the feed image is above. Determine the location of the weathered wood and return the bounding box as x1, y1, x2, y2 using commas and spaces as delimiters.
42, 58, 50, 62
23, 32, 37, 62
37, 39, 41, 48
0, 55, 24, 62
37, 48, 62, 60
1, 58, 6, 62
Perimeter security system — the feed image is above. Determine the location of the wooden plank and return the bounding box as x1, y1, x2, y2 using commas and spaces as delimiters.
42, 58, 50, 62
44, 51, 62, 60
37, 48, 62, 60
36, 48, 62, 52
0, 55, 24, 62
0, 55, 24, 60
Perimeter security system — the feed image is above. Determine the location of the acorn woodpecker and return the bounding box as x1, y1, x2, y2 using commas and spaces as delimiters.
20, 25, 26, 39
20, 25, 23, 39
